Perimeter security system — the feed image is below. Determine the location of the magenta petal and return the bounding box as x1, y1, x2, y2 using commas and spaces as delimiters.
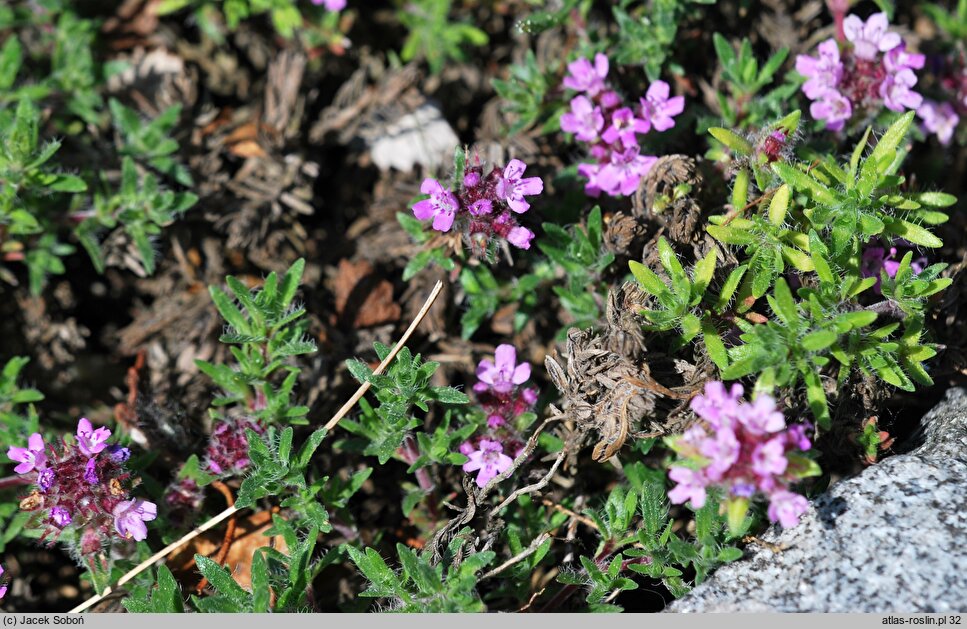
647, 80, 670, 101
476, 359, 496, 384
507, 226, 534, 249
28, 433, 44, 451
594, 53, 609, 78
842, 14, 862, 41
504, 159, 526, 180
420, 178, 443, 195
879, 32, 901, 52
511, 363, 531, 385
7, 446, 26, 462
507, 198, 530, 214
494, 345, 517, 372
663, 96, 685, 117
432, 210, 455, 232
14, 460, 34, 474
516, 176, 543, 196
412, 199, 435, 220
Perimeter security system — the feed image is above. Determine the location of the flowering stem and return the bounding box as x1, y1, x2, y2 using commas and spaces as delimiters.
826, 0, 847, 42
70, 279, 447, 613
0, 475, 32, 491
400, 434, 439, 520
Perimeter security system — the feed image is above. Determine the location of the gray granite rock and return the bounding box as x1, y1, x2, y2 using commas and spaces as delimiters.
667, 387, 967, 613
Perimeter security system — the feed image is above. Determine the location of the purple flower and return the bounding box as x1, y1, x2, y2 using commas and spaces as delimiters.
785, 424, 813, 451
883, 45, 925, 73
38, 468, 55, 492
486, 414, 505, 429
880, 68, 922, 112
638, 80, 685, 133
496, 159, 543, 214
506, 225, 535, 250
918, 101, 959, 145
475, 344, 531, 395
563, 53, 609, 96
560, 95, 605, 142
7, 433, 47, 474
767, 490, 809, 528
668, 466, 708, 508
596, 145, 656, 196
463, 171, 480, 188
311, 0, 346, 9
690, 382, 744, 430
601, 107, 648, 146
108, 445, 131, 463
462, 439, 513, 488
0, 564, 6, 599
599, 90, 622, 109
76, 418, 112, 457
738, 395, 786, 435
468, 199, 493, 216
50, 506, 72, 527
843, 12, 901, 61
112, 499, 158, 541
84, 458, 99, 485
577, 162, 605, 197
459, 441, 475, 456
751, 438, 789, 476
795, 39, 844, 100
699, 427, 740, 481
412, 178, 460, 232
810, 90, 853, 131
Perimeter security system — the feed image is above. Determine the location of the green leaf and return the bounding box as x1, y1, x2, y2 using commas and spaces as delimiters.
629, 261, 671, 301
251, 550, 270, 612
801, 330, 837, 351
658, 237, 689, 297
849, 126, 872, 181
708, 127, 753, 155
714, 264, 748, 312
194, 555, 251, 609
772, 162, 838, 206
769, 278, 798, 326
768, 184, 790, 225
731, 168, 750, 211
868, 111, 915, 170
702, 317, 729, 370
209, 285, 250, 335
883, 218, 943, 248
707, 224, 754, 246
691, 249, 717, 304
803, 369, 830, 430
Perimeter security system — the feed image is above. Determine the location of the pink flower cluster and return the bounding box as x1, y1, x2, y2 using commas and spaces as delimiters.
0, 563, 7, 600
560, 53, 684, 197
796, 13, 924, 130
205, 419, 263, 476
412, 159, 542, 251
667, 382, 815, 529
6, 419, 157, 551
459, 344, 536, 487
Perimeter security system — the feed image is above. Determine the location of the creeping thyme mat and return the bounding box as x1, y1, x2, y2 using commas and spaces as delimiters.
0, 0, 965, 614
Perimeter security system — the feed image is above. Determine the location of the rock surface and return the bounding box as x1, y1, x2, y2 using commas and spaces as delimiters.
667, 387, 967, 613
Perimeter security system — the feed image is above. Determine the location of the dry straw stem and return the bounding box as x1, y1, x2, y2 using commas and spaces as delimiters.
70, 279, 444, 613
